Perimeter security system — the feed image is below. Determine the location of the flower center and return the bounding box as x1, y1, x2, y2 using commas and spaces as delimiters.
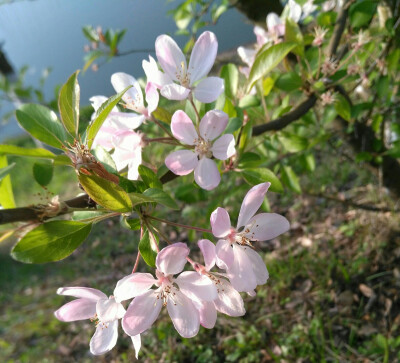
90, 313, 108, 329
194, 138, 212, 158
175, 61, 191, 88
156, 284, 178, 307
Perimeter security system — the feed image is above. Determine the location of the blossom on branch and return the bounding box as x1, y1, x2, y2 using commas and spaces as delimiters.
165, 110, 236, 190
210, 183, 290, 293
54, 286, 141, 358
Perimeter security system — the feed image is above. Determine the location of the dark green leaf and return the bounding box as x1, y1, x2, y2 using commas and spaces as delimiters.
241, 168, 284, 193
281, 165, 301, 193
16, 104, 69, 149
58, 70, 80, 136
335, 94, 352, 121
139, 165, 163, 189
275, 72, 303, 92
125, 218, 141, 230
279, 135, 309, 152
285, 19, 304, 56
79, 174, 132, 213
220, 63, 239, 100
143, 188, 179, 210
139, 229, 158, 267
238, 95, 260, 108
349, 0, 377, 28
33, 161, 54, 186
224, 117, 242, 134
11, 221, 92, 263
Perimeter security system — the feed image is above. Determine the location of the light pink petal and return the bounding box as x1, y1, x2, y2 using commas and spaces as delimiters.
215, 239, 234, 270
122, 289, 162, 336
56, 287, 107, 301
54, 298, 97, 322
167, 290, 200, 338
131, 335, 141, 359
161, 83, 191, 101
114, 273, 157, 302
237, 182, 271, 229
247, 290, 257, 297
194, 157, 220, 190
267, 13, 283, 33
237, 46, 257, 67
227, 245, 257, 292
210, 207, 231, 238
199, 110, 228, 141
195, 300, 217, 329
155, 34, 186, 81
254, 26, 269, 46
112, 147, 131, 171
112, 130, 142, 151
288, 0, 302, 23
188, 31, 218, 84
96, 297, 126, 323
92, 126, 116, 151
156, 242, 189, 275
245, 213, 290, 241
111, 72, 144, 109
165, 150, 198, 175
90, 320, 118, 356
193, 77, 224, 103
213, 278, 246, 317
170, 110, 198, 145
127, 155, 142, 181
175, 271, 218, 302
108, 112, 144, 130
212, 134, 236, 160
198, 239, 216, 271
245, 247, 269, 285
142, 55, 172, 88
145, 82, 159, 115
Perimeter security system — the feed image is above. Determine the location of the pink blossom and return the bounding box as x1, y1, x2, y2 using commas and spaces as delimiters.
151, 31, 224, 103
54, 286, 141, 358
187, 239, 245, 328
114, 243, 217, 338
210, 183, 290, 293
165, 110, 235, 190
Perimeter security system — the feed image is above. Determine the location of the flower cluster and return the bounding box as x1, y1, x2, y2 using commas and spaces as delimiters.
55, 183, 289, 357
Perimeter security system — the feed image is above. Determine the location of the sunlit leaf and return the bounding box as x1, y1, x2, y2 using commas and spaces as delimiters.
58, 70, 80, 136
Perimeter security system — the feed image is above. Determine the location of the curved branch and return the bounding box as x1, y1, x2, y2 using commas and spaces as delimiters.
252, 95, 317, 136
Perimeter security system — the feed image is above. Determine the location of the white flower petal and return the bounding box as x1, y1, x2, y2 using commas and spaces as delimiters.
122, 289, 162, 337
194, 157, 220, 190
237, 183, 271, 229
210, 207, 231, 238
170, 110, 198, 145
198, 239, 216, 271
155, 34, 186, 81
195, 300, 217, 329
216, 239, 234, 270
114, 273, 157, 302
161, 83, 191, 101
54, 298, 97, 322
111, 72, 144, 110
244, 213, 290, 241
245, 247, 269, 285
167, 290, 200, 338
227, 245, 257, 292
56, 287, 107, 301
165, 150, 198, 175
90, 320, 119, 356
212, 134, 236, 160
156, 242, 190, 275
131, 334, 141, 359
96, 297, 126, 323
213, 278, 246, 317
199, 110, 228, 141
193, 77, 224, 103
175, 271, 218, 302
142, 55, 172, 88
188, 31, 218, 84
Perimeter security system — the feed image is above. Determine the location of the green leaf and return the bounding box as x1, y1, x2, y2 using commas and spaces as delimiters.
125, 218, 141, 230
92, 146, 117, 173
220, 63, 239, 100
241, 168, 284, 193
86, 86, 132, 149
0, 145, 70, 166
238, 95, 260, 108
0, 162, 15, 182
239, 121, 253, 155
139, 229, 158, 268
224, 117, 243, 134
0, 156, 16, 208
129, 192, 156, 206
72, 211, 108, 221
285, 18, 304, 56
152, 107, 172, 124
335, 94, 352, 121
247, 42, 296, 92
33, 161, 54, 186
58, 70, 80, 136
11, 221, 92, 263
279, 135, 309, 152
15, 104, 69, 149
238, 152, 263, 169
281, 165, 301, 193
275, 72, 302, 92
143, 188, 179, 210
349, 0, 377, 28
83, 50, 103, 72
138, 165, 163, 189
78, 174, 132, 213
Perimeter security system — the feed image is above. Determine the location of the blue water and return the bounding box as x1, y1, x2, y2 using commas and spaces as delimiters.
0, 0, 255, 142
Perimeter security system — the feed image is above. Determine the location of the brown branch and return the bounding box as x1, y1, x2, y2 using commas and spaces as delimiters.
327, 2, 349, 58
252, 95, 317, 136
